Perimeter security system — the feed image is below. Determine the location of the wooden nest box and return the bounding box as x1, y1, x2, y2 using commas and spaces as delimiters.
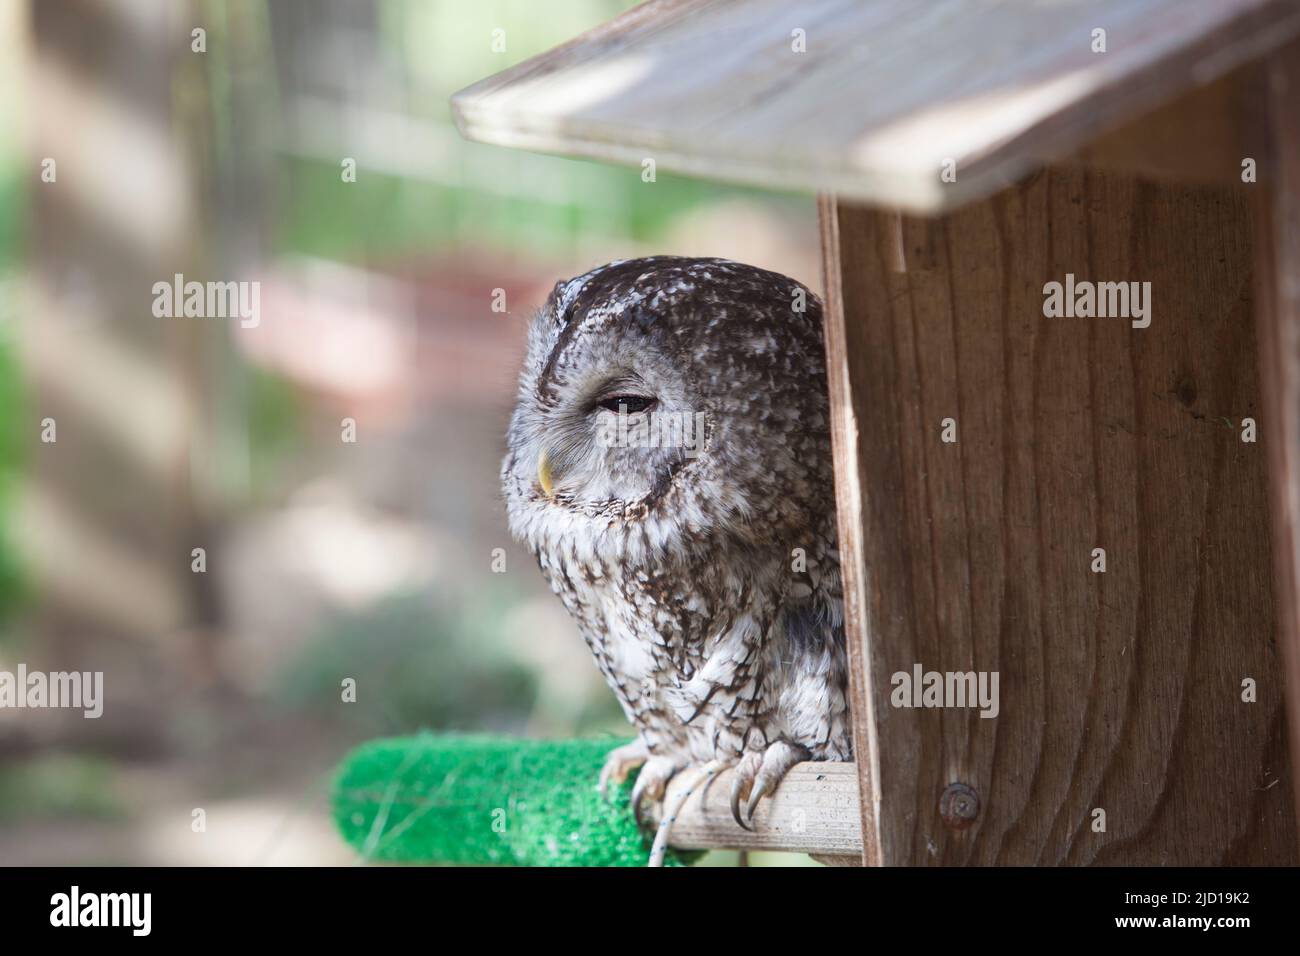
453, 0, 1300, 865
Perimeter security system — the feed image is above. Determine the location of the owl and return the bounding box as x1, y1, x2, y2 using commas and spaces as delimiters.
502, 257, 851, 859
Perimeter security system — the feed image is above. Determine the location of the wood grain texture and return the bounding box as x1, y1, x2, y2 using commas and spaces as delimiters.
452, 0, 1300, 212
1075, 65, 1265, 185
819, 194, 885, 865
821, 167, 1297, 865
657, 761, 862, 855
1252, 39, 1300, 843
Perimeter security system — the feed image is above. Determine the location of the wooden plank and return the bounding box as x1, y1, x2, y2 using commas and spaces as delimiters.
1251, 39, 1300, 842
1073, 65, 1264, 185
657, 761, 861, 855
819, 194, 884, 866
820, 166, 1297, 865
452, 0, 1300, 213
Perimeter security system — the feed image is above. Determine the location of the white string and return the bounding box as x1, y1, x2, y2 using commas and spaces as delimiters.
647, 760, 724, 867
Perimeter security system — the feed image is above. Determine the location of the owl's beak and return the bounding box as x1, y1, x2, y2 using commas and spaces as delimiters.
537, 448, 555, 498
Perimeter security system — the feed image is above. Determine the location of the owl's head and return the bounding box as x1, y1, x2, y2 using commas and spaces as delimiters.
503, 257, 830, 558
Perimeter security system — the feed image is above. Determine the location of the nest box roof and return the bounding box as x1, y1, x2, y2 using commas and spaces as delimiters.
451, 0, 1300, 212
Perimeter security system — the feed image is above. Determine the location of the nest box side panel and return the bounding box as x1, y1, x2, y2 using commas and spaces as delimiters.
1252, 37, 1300, 854
821, 168, 1296, 865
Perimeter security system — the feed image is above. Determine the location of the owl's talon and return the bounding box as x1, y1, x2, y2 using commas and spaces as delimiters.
729, 751, 763, 830
633, 788, 652, 830
730, 776, 754, 831
631, 776, 652, 826
598, 739, 649, 801
734, 741, 809, 827
629, 755, 682, 829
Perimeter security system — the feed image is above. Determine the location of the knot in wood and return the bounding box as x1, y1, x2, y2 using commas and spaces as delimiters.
938, 782, 980, 830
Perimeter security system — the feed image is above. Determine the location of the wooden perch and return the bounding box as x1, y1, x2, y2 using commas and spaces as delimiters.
655, 760, 862, 857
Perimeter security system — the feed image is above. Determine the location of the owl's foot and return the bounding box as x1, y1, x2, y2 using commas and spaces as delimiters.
597, 739, 649, 800
629, 754, 687, 831
729, 740, 809, 830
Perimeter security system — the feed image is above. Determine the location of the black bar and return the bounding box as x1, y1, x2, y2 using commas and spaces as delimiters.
0, 865, 1289, 942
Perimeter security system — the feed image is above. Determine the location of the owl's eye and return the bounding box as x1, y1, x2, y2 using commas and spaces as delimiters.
595, 395, 656, 414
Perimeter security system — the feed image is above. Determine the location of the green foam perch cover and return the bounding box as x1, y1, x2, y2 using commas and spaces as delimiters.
332, 734, 700, 867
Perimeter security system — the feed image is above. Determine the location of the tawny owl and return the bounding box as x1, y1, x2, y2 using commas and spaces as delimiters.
502, 257, 851, 853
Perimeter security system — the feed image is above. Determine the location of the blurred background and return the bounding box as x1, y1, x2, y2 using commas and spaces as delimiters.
0, 0, 820, 864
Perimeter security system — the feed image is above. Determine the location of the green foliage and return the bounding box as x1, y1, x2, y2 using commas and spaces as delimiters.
275, 154, 760, 265
0, 755, 125, 822
0, 171, 22, 271
333, 734, 697, 866
382, 0, 640, 109
245, 367, 304, 495
0, 168, 26, 628
0, 339, 21, 608
276, 591, 537, 737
